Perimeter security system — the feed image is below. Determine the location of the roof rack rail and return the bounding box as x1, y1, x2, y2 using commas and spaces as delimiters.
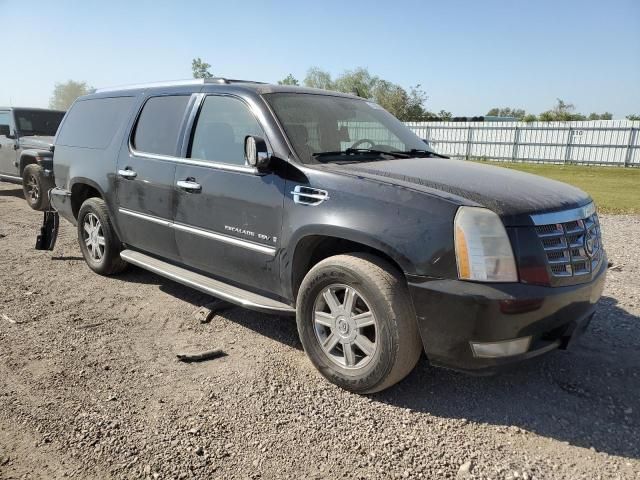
206, 77, 266, 85
95, 78, 265, 93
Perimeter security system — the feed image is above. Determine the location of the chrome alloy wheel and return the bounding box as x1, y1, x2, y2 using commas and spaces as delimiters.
82, 213, 105, 261
26, 174, 39, 202
313, 284, 378, 369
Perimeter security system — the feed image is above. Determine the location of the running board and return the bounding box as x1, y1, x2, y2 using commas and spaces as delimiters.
119, 249, 295, 315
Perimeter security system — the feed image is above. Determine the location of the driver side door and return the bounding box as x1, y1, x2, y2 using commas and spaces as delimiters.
0, 110, 18, 177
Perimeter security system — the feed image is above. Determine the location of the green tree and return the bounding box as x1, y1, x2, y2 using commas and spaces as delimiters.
192, 57, 213, 79
333, 67, 378, 98
278, 74, 299, 86
437, 110, 453, 121
49, 80, 93, 110
588, 112, 613, 120
303, 67, 334, 90
626, 114, 640, 121
539, 98, 587, 121
522, 114, 538, 123
486, 107, 526, 120
303, 67, 437, 121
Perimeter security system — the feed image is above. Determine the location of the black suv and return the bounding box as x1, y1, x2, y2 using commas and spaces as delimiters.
0, 107, 65, 210
45, 79, 607, 393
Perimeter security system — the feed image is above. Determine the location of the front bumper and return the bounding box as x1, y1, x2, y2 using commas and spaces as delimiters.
407, 259, 607, 373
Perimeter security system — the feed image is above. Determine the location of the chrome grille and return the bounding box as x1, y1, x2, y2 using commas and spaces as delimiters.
534, 211, 603, 278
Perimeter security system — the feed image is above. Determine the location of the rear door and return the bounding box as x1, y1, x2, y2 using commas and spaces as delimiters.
173, 94, 285, 294
0, 110, 18, 177
115, 93, 195, 261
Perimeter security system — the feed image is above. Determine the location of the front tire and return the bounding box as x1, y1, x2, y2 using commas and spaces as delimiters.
22, 164, 54, 211
296, 253, 422, 394
77, 197, 128, 275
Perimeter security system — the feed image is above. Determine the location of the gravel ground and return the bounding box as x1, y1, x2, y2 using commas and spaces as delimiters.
0, 181, 638, 480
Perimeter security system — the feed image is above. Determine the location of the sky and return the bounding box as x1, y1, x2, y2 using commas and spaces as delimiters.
1, 0, 639, 117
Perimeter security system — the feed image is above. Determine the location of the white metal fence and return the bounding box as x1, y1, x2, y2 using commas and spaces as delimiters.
405, 120, 640, 167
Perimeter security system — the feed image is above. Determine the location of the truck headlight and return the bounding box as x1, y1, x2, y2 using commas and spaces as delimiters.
454, 206, 517, 282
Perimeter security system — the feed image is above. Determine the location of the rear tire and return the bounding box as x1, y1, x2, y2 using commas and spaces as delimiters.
77, 197, 128, 275
22, 164, 54, 211
296, 253, 422, 394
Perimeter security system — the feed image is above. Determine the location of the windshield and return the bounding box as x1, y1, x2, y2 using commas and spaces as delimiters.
14, 109, 65, 137
264, 93, 434, 164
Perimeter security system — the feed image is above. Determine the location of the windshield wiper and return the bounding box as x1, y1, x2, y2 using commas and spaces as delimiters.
391, 149, 449, 159
312, 148, 410, 162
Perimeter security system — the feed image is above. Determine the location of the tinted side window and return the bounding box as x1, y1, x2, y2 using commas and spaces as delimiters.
189, 96, 263, 166
0, 111, 11, 130
133, 95, 190, 156
56, 97, 134, 149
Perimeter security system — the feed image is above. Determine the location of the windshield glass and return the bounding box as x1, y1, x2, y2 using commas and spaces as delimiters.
264, 93, 433, 164
14, 109, 65, 137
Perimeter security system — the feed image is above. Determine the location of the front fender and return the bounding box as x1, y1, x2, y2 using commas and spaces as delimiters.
290, 224, 414, 273
20, 149, 53, 173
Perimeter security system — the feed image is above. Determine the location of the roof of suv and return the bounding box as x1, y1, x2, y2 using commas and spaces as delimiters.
93, 78, 361, 99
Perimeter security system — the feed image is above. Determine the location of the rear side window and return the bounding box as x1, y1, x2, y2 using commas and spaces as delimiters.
189, 96, 263, 166
0, 111, 11, 129
133, 95, 190, 156
56, 97, 134, 149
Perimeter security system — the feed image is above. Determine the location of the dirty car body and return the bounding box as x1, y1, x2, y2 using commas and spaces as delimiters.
45, 79, 606, 391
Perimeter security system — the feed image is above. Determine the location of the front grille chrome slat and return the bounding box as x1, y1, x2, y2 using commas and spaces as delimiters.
534, 208, 603, 281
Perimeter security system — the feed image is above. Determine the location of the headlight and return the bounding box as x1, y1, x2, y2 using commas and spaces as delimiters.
454, 206, 517, 282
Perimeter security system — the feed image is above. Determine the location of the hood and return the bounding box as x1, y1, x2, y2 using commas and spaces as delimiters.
19, 136, 55, 150
326, 157, 591, 226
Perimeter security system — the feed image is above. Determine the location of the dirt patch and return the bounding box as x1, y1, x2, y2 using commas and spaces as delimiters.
0, 181, 638, 479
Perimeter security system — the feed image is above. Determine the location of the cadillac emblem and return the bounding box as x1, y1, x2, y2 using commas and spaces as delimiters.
584, 228, 596, 257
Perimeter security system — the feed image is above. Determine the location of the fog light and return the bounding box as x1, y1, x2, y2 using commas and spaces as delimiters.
470, 337, 532, 358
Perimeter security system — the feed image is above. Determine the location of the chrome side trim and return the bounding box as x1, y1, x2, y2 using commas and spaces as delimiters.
127, 147, 261, 175
119, 208, 172, 227
118, 208, 276, 256
530, 202, 596, 225
0, 174, 22, 182
173, 222, 276, 255
291, 185, 330, 206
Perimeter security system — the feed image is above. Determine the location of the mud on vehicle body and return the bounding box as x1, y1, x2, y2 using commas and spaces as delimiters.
0, 107, 65, 210
40, 78, 606, 393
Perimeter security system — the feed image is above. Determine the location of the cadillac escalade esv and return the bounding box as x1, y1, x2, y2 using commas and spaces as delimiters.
0, 107, 65, 210
43, 78, 606, 393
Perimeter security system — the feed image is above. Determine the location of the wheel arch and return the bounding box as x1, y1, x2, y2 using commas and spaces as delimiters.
288, 226, 412, 302
70, 178, 106, 220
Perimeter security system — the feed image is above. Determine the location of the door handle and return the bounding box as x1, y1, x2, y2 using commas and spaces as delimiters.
118, 168, 137, 179
176, 179, 202, 192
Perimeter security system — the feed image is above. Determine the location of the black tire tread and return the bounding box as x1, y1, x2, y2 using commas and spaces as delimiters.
298, 253, 422, 394
22, 164, 54, 211
77, 197, 128, 275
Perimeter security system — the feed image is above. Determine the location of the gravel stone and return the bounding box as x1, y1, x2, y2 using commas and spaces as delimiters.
0, 181, 638, 479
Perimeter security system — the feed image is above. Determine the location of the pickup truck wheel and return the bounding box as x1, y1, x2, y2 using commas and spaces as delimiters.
22, 164, 54, 211
296, 253, 422, 394
77, 197, 128, 275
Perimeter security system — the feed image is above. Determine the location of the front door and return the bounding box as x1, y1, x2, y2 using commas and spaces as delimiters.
0, 110, 18, 177
173, 95, 285, 295
115, 94, 193, 261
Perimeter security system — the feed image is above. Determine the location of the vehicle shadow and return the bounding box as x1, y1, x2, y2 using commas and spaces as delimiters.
0, 186, 24, 199
111, 265, 639, 459
373, 295, 640, 460
115, 265, 303, 350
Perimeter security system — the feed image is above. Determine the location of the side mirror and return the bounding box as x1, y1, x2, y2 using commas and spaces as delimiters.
0, 124, 11, 138
244, 136, 270, 170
